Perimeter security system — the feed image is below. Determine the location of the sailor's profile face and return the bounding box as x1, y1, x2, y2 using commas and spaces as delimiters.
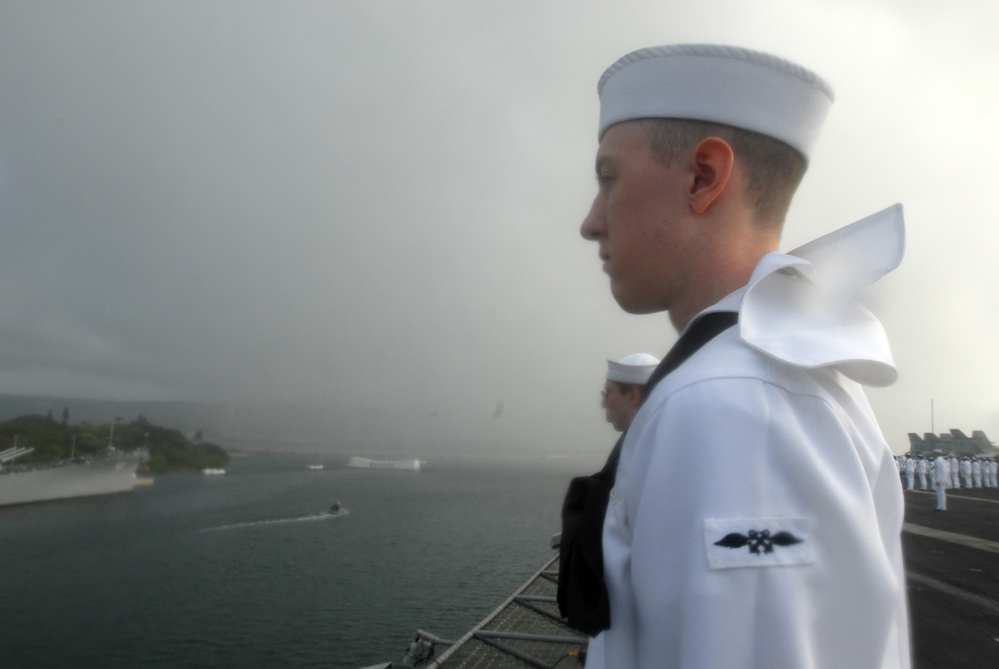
601, 381, 634, 432
580, 121, 691, 315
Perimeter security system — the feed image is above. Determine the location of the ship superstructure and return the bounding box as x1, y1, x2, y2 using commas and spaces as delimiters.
0, 440, 144, 507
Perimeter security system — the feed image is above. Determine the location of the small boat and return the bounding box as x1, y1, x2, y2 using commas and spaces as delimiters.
202, 468, 226, 476
306, 464, 324, 471
329, 501, 343, 514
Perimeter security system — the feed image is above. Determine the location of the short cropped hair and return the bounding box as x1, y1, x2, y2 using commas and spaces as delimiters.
608, 381, 642, 397
643, 118, 807, 229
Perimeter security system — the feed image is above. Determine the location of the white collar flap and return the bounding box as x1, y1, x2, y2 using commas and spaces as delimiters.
739, 204, 904, 387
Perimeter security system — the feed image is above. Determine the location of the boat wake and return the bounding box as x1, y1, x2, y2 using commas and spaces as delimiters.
202, 509, 348, 532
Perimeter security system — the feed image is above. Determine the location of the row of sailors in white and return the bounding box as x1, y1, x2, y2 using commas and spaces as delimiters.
896, 454, 999, 490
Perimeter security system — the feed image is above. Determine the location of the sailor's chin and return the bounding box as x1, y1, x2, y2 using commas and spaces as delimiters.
609, 284, 660, 315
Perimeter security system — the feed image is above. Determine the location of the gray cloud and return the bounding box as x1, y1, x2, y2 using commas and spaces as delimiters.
1, 1, 997, 454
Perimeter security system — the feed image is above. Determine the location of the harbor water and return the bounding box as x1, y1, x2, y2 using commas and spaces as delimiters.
1, 452, 592, 668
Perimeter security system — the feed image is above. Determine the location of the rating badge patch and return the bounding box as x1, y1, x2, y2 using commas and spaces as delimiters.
704, 518, 814, 570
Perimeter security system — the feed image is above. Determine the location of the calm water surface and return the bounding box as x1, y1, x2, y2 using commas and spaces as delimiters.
1, 452, 594, 668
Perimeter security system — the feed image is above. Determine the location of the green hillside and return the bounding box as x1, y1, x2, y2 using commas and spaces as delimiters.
0, 413, 228, 474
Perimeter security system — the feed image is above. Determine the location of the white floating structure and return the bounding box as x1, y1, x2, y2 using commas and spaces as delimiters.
346, 456, 421, 472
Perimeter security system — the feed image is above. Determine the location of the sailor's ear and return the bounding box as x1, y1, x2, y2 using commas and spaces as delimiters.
686, 137, 734, 215
626, 386, 642, 408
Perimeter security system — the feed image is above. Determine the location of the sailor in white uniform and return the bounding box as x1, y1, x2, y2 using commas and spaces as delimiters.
932, 449, 949, 511
904, 455, 916, 491
578, 44, 911, 669
960, 457, 973, 489
917, 456, 928, 490
602, 353, 660, 432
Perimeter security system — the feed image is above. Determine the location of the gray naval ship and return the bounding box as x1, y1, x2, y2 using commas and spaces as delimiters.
0, 443, 144, 507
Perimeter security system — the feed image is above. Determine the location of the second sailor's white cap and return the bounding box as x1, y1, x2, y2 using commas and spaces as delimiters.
606, 353, 661, 385
597, 44, 834, 160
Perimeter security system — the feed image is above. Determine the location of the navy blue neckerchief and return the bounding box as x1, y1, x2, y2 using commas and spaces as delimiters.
557, 311, 739, 636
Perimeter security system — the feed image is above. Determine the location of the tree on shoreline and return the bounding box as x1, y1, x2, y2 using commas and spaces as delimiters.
0, 414, 228, 474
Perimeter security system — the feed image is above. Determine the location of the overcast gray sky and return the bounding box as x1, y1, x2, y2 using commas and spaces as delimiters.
1, 0, 996, 454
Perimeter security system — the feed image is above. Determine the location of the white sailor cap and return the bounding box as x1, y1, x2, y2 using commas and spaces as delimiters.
597, 44, 834, 160
606, 353, 660, 385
